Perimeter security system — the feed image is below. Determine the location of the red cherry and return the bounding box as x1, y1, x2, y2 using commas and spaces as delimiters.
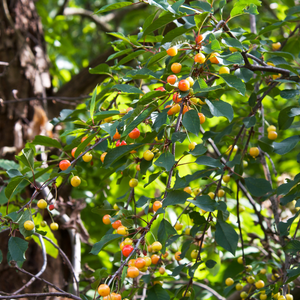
49, 204, 55, 211
116, 140, 121, 147
121, 141, 127, 146
128, 128, 140, 139
155, 87, 166, 92
122, 245, 134, 257
59, 160, 71, 171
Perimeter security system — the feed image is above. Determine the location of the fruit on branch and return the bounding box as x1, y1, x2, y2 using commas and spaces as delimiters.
143, 150, 154, 161
40, 221, 47, 227
186, 77, 194, 87
255, 280, 265, 289
174, 251, 182, 261
124, 238, 133, 245
171, 63, 182, 74
174, 222, 183, 230
225, 277, 234, 286
153, 281, 163, 286
151, 254, 160, 264
49, 204, 55, 210
188, 141, 197, 151
208, 192, 215, 199
167, 47, 178, 56
117, 225, 128, 235
223, 175, 230, 183
182, 291, 191, 297
236, 283, 243, 291
37, 199, 47, 209
272, 42, 281, 51
50, 222, 59, 231
83, 152, 92, 162
71, 147, 77, 158
219, 66, 230, 74
286, 294, 293, 300
268, 131, 278, 140
191, 249, 198, 259
267, 125, 276, 132
184, 186, 192, 194
173, 93, 182, 103
129, 178, 138, 188
153, 201, 162, 212
237, 257, 243, 264
198, 113, 205, 124
102, 214, 111, 225
247, 275, 255, 284
217, 189, 225, 197
155, 86, 166, 92
185, 227, 191, 235
249, 147, 260, 158
239, 205, 245, 213
245, 265, 252, 271
240, 292, 248, 299
122, 245, 134, 257
260, 268, 267, 274
167, 75, 177, 85
112, 220, 122, 229
260, 294, 267, 300
178, 79, 190, 92
113, 130, 121, 140
98, 284, 110, 296
135, 257, 146, 269
144, 256, 152, 267
209, 52, 220, 64
101, 152, 107, 163
71, 176, 81, 187
194, 53, 206, 64
159, 266, 165, 274
195, 34, 203, 45
229, 47, 238, 52
24, 220, 35, 231
129, 128, 140, 139
59, 160, 71, 171
182, 105, 190, 115
243, 160, 248, 167
152, 241, 162, 252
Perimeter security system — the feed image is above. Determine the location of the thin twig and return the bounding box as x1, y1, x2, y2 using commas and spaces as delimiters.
0, 292, 82, 300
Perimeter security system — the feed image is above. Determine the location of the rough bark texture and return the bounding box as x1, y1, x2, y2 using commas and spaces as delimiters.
0, 0, 72, 295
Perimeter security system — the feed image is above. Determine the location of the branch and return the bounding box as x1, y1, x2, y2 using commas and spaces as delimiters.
2, 95, 90, 104
0, 292, 82, 300
63, 7, 113, 32
12, 235, 47, 295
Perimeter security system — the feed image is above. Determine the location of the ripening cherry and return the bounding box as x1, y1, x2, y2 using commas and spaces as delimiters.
100, 152, 107, 163
152, 241, 162, 252
171, 63, 182, 74
174, 222, 183, 230
122, 245, 134, 257
117, 225, 128, 235
195, 34, 203, 44
184, 186, 192, 194
71, 147, 77, 158
153, 201, 162, 212
209, 52, 220, 64
194, 53, 205, 64
249, 147, 259, 158
129, 178, 138, 188
102, 214, 111, 225
186, 77, 194, 87
37, 199, 47, 209
128, 259, 136, 267
167, 75, 177, 85
167, 47, 178, 56
272, 42, 281, 51
171, 104, 181, 115
191, 249, 198, 259
155, 86, 166, 92
236, 283, 243, 291
135, 257, 146, 269
267, 125, 276, 132
219, 66, 230, 74
229, 47, 238, 52
159, 266, 165, 275
255, 280, 265, 289
116, 140, 121, 147
127, 266, 139, 278
59, 160, 71, 171
225, 278, 234, 286
198, 113, 205, 124
178, 79, 190, 92
151, 254, 160, 265
40, 221, 47, 227
268, 131, 278, 140
144, 256, 152, 267
71, 176, 81, 187
82, 152, 92, 162
240, 292, 248, 299
129, 128, 140, 139
124, 238, 133, 245
98, 284, 110, 296
121, 140, 127, 146
49, 204, 55, 211
50, 222, 59, 231
113, 130, 121, 140
143, 150, 154, 161
174, 251, 182, 261
247, 276, 255, 284
112, 220, 122, 229
208, 192, 215, 199
217, 189, 225, 197
24, 220, 35, 231
260, 294, 267, 300
81, 136, 90, 144
173, 93, 182, 103
182, 105, 190, 115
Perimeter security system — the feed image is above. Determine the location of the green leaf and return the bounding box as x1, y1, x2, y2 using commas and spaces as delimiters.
194, 12, 210, 31
219, 74, 246, 95
191, 1, 213, 12
147, 51, 168, 67
154, 152, 175, 172
182, 110, 200, 136
280, 89, 300, 99
143, 13, 178, 37
278, 106, 295, 130
113, 84, 143, 94
189, 144, 207, 156
206, 259, 217, 268
6, 169, 23, 178
187, 195, 218, 212
139, 91, 165, 105
8, 237, 28, 263
195, 156, 222, 168
136, 196, 150, 208
0, 159, 19, 170
5, 176, 27, 200
289, 107, 300, 117
75, 132, 98, 158
153, 109, 168, 132
222, 37, 243, 50
206, 100, 234, 122
117, 50, 145, 66
103, 144, 143, 168
95, 2, 132, 14
273, 136, 300, 155
244, 177, 272, 197
163, 190, 190, 207
106, 49, 132, 62
231, 0, 261, 17
147, 284, 170, 300
144, 172, 162, 188
31, 136, 62, 149
278, 211, 300, 236
287, 267, 300, 283
90, 234, 123, 255
90, 85, 98, 122
171, 132, 186, 143
258, 137, 274, 153
235, 68, 254, 82
214, 123, 235, 144
284, 240, 300, 254
89, 63, 111, 75
243, 116, 256, 128
218, 52, 244, 65
259, 21, 286, 35
215, 219, 238, 255
19, 148, 34, 172
161, 26, 192, 45
157, 219, 177, 245
172, 264, 186, 276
